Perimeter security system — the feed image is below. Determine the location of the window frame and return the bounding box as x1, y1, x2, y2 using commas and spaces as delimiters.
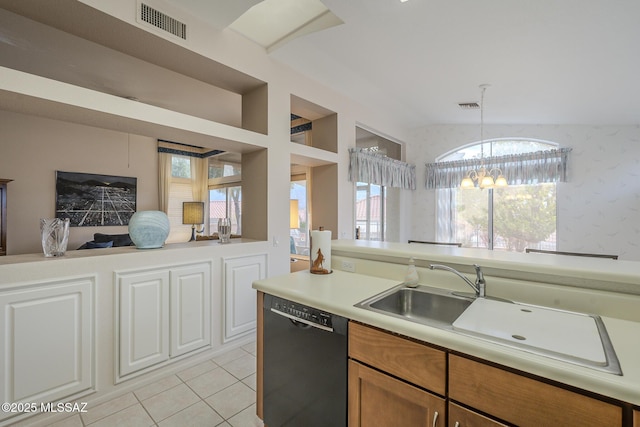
436, 138, 560, 252
290, 173, 310, 256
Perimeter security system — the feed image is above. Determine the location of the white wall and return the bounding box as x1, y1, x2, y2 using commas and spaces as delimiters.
0, 110, 158, 254
407, 124, 640, 261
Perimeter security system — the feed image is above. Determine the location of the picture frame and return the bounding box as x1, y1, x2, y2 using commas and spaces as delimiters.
55, 171, 137, 227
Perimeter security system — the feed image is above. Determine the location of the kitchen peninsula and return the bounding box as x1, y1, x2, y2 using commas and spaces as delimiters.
254, 240, 640, 426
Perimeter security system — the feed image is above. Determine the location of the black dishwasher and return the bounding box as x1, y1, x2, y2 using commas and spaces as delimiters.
263, 294, 348, 427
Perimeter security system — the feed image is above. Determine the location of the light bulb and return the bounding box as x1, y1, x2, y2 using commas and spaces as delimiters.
480, 175, 495, 188
460, 176, 475, 189
495, 175, 508, 187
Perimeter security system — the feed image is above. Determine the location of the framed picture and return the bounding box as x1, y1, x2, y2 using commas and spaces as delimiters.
55, 171, 137, 227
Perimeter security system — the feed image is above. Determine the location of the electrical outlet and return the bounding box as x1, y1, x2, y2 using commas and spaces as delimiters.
341, 260, 356, 272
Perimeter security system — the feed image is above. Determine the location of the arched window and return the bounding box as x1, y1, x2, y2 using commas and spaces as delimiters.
428, 138, 569, 252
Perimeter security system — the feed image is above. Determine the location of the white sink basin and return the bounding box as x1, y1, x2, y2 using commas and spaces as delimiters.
452, 298, 622, 375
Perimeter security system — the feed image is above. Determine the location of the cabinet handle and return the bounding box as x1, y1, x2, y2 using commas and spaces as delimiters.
432, 411, 439, 427
454, 422, 460, 427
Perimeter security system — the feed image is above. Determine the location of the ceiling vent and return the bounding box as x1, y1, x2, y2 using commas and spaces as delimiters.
139, 3, 187, 40
458, 102, 480, 109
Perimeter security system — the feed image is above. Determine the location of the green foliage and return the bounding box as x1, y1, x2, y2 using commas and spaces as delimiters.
455, 184, 556, 251
171, 156, 191, 178
493, 184, 556, 251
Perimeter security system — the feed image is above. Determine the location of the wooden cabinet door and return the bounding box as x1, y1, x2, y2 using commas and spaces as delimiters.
448, 402, 507, 427
634, 409, 639, 427
170, 263, 211, 357
349, 360, 445, 427
449, 355, 622, 427
0, 278, 94, 423
118, 269, 170, 377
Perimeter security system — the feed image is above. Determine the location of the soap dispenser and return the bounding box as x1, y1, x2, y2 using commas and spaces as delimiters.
404, 257, 419, 287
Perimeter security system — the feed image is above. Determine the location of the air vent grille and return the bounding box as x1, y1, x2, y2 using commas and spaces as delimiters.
140, 3, 187, 39
458, 102, 480, 109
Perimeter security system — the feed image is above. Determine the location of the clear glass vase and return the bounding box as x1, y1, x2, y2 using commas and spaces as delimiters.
218, 218, 232, 243
40, 218, 70, 257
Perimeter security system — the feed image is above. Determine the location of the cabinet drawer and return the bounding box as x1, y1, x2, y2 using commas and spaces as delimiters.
448, 402, 507, 427
449, 355, 622, 427
349, 322, 446, 395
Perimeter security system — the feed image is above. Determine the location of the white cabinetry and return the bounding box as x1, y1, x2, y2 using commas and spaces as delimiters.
223, 254, 266, 342
170, 264, 211, 358
0, 277, 94, 423
116, 262, 211, 380
118, 269, 170, 377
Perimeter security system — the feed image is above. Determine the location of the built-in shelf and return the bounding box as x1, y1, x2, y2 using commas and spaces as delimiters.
0, 4, 268, 136
290, 94, 338, 234
291, 95, 337, 154
0, 3, 273, 246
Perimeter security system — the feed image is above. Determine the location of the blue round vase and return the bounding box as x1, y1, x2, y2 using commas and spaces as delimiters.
128, 210, 170, 249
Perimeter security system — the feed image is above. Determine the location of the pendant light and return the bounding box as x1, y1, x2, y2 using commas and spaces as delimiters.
460, 84, 508, 189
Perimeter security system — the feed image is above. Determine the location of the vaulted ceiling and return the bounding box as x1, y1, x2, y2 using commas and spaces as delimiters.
190, 0, 640, 128
3, 0, 639, 129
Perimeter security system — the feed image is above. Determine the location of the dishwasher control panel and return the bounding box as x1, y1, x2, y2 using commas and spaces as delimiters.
269, 296, 333, 329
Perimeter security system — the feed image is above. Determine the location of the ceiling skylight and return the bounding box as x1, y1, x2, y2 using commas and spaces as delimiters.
229, 0, 343, 52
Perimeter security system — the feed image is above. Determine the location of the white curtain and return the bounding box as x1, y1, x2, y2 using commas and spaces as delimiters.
348, 148, 416, 190
191, 157, 208, 203
425, 148, 572, 189
158, 150, 172, 213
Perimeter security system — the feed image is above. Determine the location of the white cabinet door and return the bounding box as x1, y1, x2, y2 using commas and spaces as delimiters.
118, 270, 170, 377
223, 254, 266, 341
170, 263, 211, 357
0, 278, 94, 422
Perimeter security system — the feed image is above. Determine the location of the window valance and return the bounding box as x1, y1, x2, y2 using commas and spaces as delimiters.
157, 140, 224, 158
349, 148, 416, 190
425, 148, 572, 189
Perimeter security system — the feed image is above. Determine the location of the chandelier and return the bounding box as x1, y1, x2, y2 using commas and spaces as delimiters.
460, 84, 508, 189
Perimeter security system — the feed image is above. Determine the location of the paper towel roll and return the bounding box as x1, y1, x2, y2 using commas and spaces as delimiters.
310, 228, 332, 274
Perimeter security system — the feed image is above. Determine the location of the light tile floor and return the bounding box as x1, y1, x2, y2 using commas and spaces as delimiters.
44, 341, 263, 427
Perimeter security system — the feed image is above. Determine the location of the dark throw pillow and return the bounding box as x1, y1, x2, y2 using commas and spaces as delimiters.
78, 240, 114, 250
94, 233, 133, 247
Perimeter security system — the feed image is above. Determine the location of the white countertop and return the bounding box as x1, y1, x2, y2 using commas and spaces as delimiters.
253, 268, 640, 406
331, 240, 640, 295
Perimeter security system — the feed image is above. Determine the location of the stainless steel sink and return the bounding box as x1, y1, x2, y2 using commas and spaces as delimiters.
354, 284, 473, 329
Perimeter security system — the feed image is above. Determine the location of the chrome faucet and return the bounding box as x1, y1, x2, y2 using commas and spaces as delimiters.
429, 264, 486, 298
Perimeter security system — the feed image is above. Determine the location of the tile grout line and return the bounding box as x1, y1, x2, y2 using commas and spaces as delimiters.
76, 343, 258, 427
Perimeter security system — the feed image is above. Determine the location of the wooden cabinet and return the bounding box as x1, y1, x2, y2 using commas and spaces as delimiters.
0, 179, 11, 256
448, 402, 507, 427
634, 409, 639, 427
0, 277, 94, 423
347, 323, 625, 427
222, 254, 266, 342
449, 354, 623, 427
117, 262, 211, 379
349, 360, 445, 427
348, 322, 446, 427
